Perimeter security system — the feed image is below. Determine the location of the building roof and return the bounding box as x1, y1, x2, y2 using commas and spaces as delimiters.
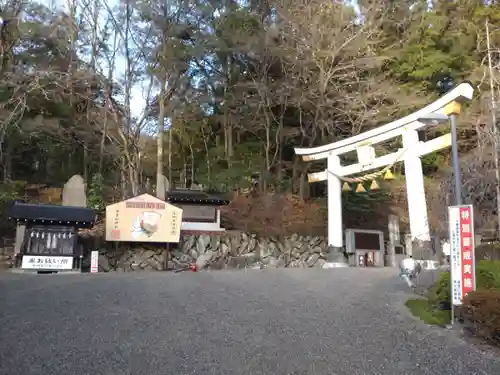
8, 201, 96, 228
166, 189, 230, 205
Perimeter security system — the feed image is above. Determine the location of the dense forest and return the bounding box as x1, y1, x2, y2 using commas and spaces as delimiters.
1, 0, 500, 236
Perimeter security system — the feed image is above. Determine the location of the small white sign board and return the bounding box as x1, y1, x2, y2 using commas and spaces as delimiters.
90, 251, 99, 273
22, 255, 73, 270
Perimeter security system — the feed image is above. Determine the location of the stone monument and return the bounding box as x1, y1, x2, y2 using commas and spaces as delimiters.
156, 174, 169, 200
145, 178, 152, 194
162, 174, 170, 191
190, 182, 203, 190
62, 174, 87, 207
388, 214, 400, 267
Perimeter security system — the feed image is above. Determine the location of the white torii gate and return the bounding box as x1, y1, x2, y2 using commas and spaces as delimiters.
294, 83, 474, 266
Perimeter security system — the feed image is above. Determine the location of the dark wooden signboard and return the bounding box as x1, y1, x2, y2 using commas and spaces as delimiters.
176, 205, 216, 222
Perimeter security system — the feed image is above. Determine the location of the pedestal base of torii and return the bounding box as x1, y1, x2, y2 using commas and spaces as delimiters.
322, 246, 349, 268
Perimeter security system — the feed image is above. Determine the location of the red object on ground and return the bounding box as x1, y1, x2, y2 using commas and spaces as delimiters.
189, 263, 197, 272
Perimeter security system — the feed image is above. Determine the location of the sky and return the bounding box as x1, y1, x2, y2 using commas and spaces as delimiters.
347, 0, 360, 14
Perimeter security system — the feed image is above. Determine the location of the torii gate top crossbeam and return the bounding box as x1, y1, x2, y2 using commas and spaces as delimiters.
294, 82, 474, 160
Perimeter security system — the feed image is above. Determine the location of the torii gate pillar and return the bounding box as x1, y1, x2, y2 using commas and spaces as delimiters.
403, 130, 430, 242
326, 154, 345, 264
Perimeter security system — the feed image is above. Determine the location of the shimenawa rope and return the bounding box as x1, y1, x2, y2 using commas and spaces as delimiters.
327, 147, 410, 183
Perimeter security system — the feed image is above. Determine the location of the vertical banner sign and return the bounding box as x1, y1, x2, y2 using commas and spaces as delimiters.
448, 205, 475, 306
90, 251, 99, 273
459, 206, 475, 298
448, 206, 462, 305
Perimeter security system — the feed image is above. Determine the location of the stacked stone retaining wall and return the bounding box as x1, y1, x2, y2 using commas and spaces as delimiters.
90, 232, 329, 272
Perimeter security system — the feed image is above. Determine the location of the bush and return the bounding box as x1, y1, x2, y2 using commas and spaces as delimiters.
221, 193, 327, 236
476, 260, 500, 289
428, 260, 500, 303
428, 271, 451, 303
462, 290, 500, 346
410, 260, 500, 332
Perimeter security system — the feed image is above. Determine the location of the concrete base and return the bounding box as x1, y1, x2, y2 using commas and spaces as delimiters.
322, 262, 349, 269
415, 260, 441, 270
324, 246, 349, 268
8, 268, 82, 275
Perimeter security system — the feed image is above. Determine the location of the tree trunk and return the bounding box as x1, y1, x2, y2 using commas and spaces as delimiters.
168, 127, 172, 184
83, 149, 88, 182
120, 158, 127, 199
190, 144, 195, 185
485, 19, 500, 239
156, 80, 167, 200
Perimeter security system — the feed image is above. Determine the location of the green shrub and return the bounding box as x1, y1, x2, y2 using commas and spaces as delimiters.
428, 260, 500, 303
428, 271, 451, 303
410, 260, 500, 331
0, 180, 25, 205
476, 260, 500, 290
462, 290, 500, 346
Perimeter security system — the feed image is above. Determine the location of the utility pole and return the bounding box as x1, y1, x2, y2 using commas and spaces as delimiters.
486, 19, 500, 239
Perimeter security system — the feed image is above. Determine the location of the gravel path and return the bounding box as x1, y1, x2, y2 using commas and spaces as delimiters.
0, 268, 499, 375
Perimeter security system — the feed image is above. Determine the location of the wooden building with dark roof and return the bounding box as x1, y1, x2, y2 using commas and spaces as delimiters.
165, 188, 230, 233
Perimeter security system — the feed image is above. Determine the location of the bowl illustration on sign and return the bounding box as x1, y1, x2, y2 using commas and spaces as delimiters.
131, 211, 161, 238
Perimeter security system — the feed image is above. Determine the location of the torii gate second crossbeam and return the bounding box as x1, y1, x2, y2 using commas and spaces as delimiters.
294, 83, 474, 267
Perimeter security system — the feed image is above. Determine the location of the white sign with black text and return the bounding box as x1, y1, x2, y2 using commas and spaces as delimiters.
21, 255, 73, 270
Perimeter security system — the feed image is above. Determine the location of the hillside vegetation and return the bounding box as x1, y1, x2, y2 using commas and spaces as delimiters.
0, 0, 500, 236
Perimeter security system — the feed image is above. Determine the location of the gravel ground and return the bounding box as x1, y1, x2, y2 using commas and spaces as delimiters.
1, 268, 499, 375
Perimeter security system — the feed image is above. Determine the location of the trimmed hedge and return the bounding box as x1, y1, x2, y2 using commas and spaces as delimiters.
462, 290, 500, 346
428, 260, 500, 303
475, 260, 500, 289
426, 260, 500, 347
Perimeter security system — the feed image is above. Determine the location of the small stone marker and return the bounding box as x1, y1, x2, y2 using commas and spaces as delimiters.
190, 182, 202, 190
145, 178, 152, 193
62, 174, 87, 207
163, 174, 170, 192
388, 214, 400, 267
156, 174, 169, 200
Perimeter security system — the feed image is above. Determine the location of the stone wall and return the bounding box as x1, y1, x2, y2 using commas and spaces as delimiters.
0, 232, 330, 272
0, 230, 449, 273
92, 232, 329, 272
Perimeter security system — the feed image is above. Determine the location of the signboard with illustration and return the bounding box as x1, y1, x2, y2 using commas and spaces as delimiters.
105, 194, 183, 243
